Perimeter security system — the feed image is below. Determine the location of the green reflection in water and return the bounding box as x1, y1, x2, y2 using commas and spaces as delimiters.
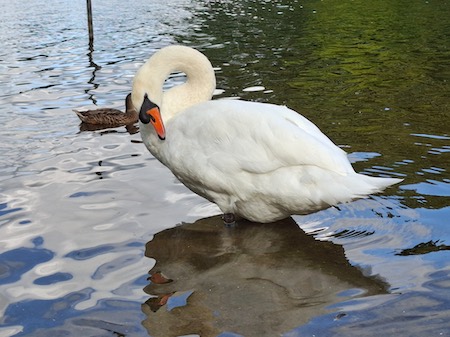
284, 0, 450, 126
180, 0, 449, 200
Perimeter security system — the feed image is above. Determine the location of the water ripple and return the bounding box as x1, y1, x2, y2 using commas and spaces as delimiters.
0, 0, 449, 335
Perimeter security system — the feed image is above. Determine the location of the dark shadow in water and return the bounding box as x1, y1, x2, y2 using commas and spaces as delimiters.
142, 216, 388, 337
396, 240, 450, 256
78, 122, 139, 135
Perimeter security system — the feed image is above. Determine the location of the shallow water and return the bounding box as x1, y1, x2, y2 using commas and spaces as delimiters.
0, 0, 449, 336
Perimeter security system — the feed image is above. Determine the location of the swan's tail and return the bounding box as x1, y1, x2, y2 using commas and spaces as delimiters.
313, 172, 403, 209
358, 174, 402, 193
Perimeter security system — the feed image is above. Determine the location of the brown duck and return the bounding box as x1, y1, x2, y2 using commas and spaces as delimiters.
73, 93, 137, 126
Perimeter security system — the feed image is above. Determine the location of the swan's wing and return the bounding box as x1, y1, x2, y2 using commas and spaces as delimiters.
166, 100, 354, 179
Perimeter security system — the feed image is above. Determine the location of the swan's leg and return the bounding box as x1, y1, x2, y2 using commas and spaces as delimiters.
222, 213, 236, 227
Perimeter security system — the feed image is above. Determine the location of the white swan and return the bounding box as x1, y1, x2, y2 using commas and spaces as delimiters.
132, 45, 402, 224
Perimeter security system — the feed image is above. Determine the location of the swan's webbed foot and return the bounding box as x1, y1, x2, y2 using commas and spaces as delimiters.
222, 213, 236, 227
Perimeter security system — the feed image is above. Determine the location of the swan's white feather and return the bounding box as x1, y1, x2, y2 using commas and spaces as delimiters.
133, 46, 402, 223
163, 100, 352, 175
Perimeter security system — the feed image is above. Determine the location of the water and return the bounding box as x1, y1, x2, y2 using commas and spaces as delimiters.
0, 0, 449, 336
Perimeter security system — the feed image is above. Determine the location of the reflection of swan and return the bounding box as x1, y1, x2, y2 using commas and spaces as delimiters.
74, 93, 138, 127
142, 216, 388, 337
132, 45, 402, 224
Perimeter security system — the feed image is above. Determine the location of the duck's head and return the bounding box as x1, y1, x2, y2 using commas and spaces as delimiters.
138, 93, 166, 141
124, 93, 133, 112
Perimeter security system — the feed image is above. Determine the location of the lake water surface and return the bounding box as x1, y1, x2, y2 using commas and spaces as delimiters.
0, 0, 449, 336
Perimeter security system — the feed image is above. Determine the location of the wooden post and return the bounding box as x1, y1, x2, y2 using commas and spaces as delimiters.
87, 0, 94, 49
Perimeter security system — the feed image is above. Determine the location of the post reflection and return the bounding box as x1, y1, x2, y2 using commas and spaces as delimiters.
142, 216, 388, 337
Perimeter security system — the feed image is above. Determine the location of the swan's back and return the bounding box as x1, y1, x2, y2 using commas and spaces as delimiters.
164, 99, 353, 175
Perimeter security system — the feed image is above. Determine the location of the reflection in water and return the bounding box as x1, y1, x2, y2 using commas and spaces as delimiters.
78, 122, 139, 134
85, 32, 101, 105
143, 216, 387, 337
396, 240, 450, 256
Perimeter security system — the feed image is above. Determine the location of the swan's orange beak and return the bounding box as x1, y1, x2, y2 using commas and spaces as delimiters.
147, 107, 166, 140
139, 94, 166, 140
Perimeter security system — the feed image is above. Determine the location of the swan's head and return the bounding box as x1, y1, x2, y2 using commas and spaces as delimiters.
132, 45, 216, 142
138, 93, 166, 140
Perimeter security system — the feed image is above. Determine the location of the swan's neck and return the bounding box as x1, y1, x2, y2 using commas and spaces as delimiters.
132, 46, 216, 122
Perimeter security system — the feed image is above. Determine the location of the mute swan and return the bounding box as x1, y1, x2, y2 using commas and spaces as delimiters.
132, 45, 402, 224
74, 93, 138, 126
